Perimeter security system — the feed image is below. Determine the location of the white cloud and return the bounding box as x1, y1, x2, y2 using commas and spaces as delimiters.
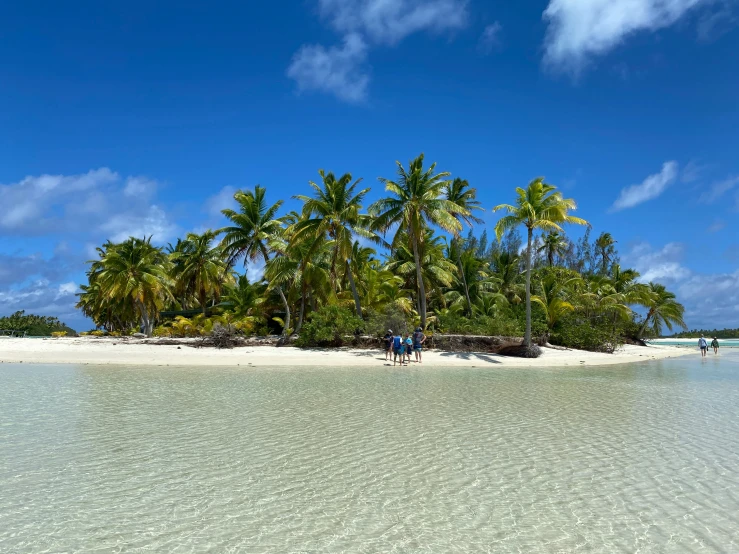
0, 168, 118, 231
698, 175, 739, 203
204, 186, 237, 219
611, 161, 679, 211
542, 0, 711, 73
678, 270, 739, 328
101, 205, 179, 243
0, 279, 80, 322
478, 22, 503, 54
289, 0, 468, 102
318, 0, 469, 45
124, 176, 158, 198
287, 34, 370, 103
623, 242, 691, 283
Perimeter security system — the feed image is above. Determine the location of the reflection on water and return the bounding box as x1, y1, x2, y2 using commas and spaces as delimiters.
1, 355, 738, 552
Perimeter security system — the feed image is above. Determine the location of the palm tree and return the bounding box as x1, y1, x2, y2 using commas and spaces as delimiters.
220, 186, 292, 335
493, 178, 588, 348
595, 232, 617, 275
538, 232, 568, 267
445, 177, 484, 316
532, 274, 577, 331
370, 154, 468, 328
219, 275, 266, 319
489, 251, 524, 305
384, 229, 458, 315
170, 230, 233, 315
638, 282, 687, 338
290, 170, 378, 318
96, 237, 172, 337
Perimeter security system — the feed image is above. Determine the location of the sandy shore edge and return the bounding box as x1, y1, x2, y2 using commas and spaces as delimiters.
0, 337, 696, 368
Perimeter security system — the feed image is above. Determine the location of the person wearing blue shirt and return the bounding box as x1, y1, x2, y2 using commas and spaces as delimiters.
393, 333, 404, 366
698, 335, 708, 357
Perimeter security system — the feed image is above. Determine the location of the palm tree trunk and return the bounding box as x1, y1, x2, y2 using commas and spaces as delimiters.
455, 239, 473, 317
638, 310, 653, 338
346, 259, 363, 319
525, 227, 533, 348
411, 229, 427, 329
262, 252, 291, 336
296, 279, 307, 333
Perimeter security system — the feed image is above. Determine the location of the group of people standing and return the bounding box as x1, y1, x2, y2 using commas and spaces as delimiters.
383, 328, 426, 366
698, 335, 720, 357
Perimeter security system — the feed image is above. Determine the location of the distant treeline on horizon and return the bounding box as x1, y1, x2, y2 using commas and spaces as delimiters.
667, 329, 739, 339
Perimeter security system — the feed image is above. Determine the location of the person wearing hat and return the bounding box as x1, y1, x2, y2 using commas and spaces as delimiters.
412, 327, 426, 363
383, 329, 394, 361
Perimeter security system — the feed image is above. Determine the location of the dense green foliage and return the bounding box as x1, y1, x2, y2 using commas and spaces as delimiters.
669, 329, 739, 339
75, 153, 687, 351
0, 311, 75, 336
294, 305, 365, 347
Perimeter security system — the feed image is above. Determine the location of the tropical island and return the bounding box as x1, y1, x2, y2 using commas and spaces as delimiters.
3, 154, 691, 366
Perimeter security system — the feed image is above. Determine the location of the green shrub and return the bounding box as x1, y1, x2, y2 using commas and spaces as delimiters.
365, 306, 411, 338
90, 330, 106, 337
296, 305, 365, 347
550, 316, 622, 353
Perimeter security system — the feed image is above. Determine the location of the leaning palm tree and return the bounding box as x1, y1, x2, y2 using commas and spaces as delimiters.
445, 177, 484, 316
220, 186, 292, 335
96, 237, 172, 337
290, 170, 379, 318
638, 282, 687, 338
538, 232, 568, 267
370, 154, 468, 329
493, 178, 588, 348
170, 230, 233, 315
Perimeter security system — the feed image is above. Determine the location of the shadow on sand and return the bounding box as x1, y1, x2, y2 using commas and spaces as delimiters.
439, 351, 503, 364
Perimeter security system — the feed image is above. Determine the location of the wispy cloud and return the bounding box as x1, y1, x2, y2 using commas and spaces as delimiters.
611, 161, 678, 211
708, 219, 726, 233
289, 0, 469, 102
542, 0, 714, 74
478, 22, 503, 55
624, 241, 691, 283
287, 34, 370, 103
318, 0, 469, 45
698, 175, 739, 203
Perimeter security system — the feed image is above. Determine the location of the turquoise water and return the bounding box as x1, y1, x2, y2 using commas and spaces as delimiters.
654, 339, 739, 347
1, 354, 739, 552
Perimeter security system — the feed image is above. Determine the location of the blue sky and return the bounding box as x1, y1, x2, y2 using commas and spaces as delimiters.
1, 0, 738, 331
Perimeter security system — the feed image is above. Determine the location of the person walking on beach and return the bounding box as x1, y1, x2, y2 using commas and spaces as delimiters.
384, 330, 393, 361
392, 332, 404, 366
699, 335, 708, 357
413, 327, 426, 363
711, 337, 719, 355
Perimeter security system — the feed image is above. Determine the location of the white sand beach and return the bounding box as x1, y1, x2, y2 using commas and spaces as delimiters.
0, 337, 695, 368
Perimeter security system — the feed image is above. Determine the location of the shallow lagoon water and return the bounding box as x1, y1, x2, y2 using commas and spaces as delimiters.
1, 353, 738, 553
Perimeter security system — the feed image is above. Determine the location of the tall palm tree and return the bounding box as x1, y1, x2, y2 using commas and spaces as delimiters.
493, 178, 588, 348
96, 237, 172, 337
290, 170, 378, 318
538, 232, 568, 267
384, 229, 458, 316
445, 177, 484, 316
638, 282, 687, 338
220, 186, 292, 335
170, 230, 233, 315
370, 154, 468, 328
595, 232, 617, 275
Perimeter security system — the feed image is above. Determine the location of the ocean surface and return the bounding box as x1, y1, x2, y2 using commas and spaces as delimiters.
1, 353, 738, 553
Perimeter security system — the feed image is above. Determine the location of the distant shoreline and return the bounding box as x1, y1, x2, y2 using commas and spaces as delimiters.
0, 337, 696, 368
